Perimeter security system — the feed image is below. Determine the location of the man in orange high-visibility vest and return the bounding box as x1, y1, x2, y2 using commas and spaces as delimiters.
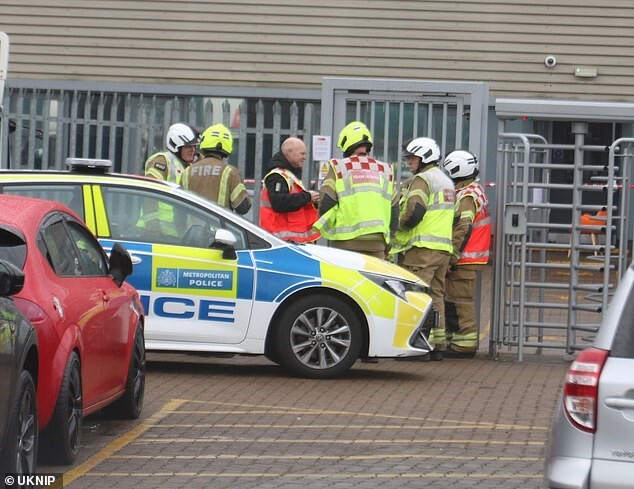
259, 137, 320, 243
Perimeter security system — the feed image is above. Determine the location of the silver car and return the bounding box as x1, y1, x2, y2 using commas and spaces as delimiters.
545, 262, 634, 488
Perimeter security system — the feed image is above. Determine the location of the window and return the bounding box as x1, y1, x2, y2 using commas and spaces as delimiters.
40, 220, 81, 276
66, 221, 108, 276
1, 185, 84, 220
100, 186, 251, 250
611, 276, 634, 359
39, 217, 107, 277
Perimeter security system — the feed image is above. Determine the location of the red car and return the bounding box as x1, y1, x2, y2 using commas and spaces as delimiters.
0, 194, 145, 465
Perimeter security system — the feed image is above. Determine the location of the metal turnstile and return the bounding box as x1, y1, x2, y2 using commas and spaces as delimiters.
491, 128, 634, 360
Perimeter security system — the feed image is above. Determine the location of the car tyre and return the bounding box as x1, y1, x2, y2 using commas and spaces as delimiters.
41, 351, 82, 465
103, 325, 146, 419
275, 294, 362, 379
0, 370, 38, 475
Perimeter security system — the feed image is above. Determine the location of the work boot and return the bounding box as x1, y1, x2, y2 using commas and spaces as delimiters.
443, 347, 476, 359
429, 350, 443, 361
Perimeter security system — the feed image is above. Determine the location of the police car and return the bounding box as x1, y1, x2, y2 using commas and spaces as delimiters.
0, 159, 435, 378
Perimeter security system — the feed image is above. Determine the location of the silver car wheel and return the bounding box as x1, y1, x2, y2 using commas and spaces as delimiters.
290, 306, 352, 370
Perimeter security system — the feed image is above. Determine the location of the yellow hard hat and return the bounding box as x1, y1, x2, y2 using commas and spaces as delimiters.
199, 123, 233, 156
337, 121, 373, 155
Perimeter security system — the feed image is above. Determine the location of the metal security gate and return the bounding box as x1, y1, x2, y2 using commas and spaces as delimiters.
319, 77, 491, 342
0, 81, 322, 224
0, 80, 321, 214
491, 126, 634, 360
319, 77, 489, 186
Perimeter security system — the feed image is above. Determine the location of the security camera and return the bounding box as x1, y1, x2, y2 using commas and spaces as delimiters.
544, 55, 557, 68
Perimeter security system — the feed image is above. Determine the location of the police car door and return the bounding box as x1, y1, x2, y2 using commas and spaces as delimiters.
94, 184, 255, 347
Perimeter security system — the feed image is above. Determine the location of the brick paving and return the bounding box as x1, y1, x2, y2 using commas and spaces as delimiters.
44, 351, 568, 489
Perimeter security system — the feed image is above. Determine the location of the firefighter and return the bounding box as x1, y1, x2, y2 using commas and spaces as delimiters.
181, 123, 251, 215
314, 121, 397, 259
441, 150, 491, 358
138, 123, 199, 239
145, 123, 199, 184
392, 137, 456, 361
259, 137, 321, 243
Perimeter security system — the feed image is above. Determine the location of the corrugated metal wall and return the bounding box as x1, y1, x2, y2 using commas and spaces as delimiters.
0, 0, 632, 102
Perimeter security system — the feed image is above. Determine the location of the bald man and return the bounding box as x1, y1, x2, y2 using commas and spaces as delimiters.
259, 137, 321, 242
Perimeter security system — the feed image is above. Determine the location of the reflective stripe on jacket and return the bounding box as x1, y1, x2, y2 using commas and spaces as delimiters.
259, 168, 320, 242
136, 204, 179, 237
449, 330, 478, 349
456, 181, 491, 265
313, 156, 393, 243
145, 151, 184, 184
181, 157, 246, 210
393, 166, 455, 254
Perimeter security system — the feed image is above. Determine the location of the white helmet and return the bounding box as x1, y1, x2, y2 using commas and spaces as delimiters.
166, 123, 198, 154
442, 150, 479, 179
402, 137, 441, 164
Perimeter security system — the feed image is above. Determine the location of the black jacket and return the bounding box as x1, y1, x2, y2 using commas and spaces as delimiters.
263, 151, 312, 213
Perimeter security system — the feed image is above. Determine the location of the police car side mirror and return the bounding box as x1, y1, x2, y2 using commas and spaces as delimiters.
109, 242, 133, 287
211, 229, 237, 260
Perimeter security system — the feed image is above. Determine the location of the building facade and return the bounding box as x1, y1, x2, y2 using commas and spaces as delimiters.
2, 1, 634, 359
1, 0, 632, 101
1, 0, 633, 171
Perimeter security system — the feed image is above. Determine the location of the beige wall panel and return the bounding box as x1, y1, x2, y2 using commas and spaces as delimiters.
0, 0, 632, 101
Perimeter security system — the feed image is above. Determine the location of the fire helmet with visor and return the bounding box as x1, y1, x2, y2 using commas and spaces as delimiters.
338, 121, 373, 156
199, 123, 233, 157
402, 137, 441, 165
166, 123, 199, 154
442, 150, 479, 180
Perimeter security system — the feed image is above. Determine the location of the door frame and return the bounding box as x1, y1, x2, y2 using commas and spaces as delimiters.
320, 76, 489, 170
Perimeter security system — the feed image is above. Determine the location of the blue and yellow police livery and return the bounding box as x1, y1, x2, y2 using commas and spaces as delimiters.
0, 159, 435, 378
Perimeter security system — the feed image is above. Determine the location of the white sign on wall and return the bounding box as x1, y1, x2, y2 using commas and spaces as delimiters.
312, 135, 331, 161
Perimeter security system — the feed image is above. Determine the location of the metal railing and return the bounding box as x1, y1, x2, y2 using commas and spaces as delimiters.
0, 81, 322, 224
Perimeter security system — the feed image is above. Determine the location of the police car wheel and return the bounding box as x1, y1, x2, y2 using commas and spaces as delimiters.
275, 294, 362, 379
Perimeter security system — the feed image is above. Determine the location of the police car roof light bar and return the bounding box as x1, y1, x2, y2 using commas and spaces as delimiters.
65, 158, 113, 174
